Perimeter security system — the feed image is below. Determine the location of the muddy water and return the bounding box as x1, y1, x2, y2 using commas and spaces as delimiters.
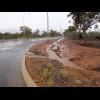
46, 38, 84, 70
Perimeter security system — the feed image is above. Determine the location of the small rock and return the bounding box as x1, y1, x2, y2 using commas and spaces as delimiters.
69, 58, 75, 61
69, 57, 80, 61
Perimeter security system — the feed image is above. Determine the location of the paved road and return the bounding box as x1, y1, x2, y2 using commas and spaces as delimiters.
0, 37, 61, 87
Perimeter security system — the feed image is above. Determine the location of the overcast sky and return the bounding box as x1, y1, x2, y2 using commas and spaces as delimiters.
0, 12, 73, 33
0, 12, 99, 34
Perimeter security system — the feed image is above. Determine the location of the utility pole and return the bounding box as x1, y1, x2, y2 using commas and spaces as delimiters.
23, 13, 30, 38
56, 22, 63, 37
60, 23, 61, 34
47, 12, 49, 41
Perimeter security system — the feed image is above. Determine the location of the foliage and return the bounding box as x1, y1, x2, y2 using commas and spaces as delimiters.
63, 30, 100, 40
66, 12, 100, 44
59, 70, 70, 78
63, 30, 80, 39
68, 12, 100, 33
41, 31, 47, 37
3, 32, 11, 39
49, 29, 62, 37
34, 29, 40, 34
46, 80, 55, 87
36, 66, 42, 73
20, 26, 32, 38
42, 69, 52, 78
94, 24, 99, 32
32, 29, 40, 38
0, 27, 62, 40
0, 33, 4, 39
68, 26, 77, 32
85, 32, 100, 40
63, 25, 81, 39
46, 63, 53, 69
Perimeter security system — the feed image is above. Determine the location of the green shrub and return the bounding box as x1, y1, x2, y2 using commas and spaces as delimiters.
64, 32, 80, 39
85, 33, 100, 40
47, 80, 55, 87
59, 70, 70, 78
64, 31, 100, 40
46, 63, 53, 69
42, 69, 52, 78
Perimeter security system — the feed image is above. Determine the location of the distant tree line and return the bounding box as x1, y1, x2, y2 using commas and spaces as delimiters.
63, 25, 100, 40
0, 26, 62, 40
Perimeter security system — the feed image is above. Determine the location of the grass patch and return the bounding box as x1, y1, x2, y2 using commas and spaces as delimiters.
46, 63, 53, 69
59, 70, 70, 78
46, 80, 55, 87
42, 69, 52, 78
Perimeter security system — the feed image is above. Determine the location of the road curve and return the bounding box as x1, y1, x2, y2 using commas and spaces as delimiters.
0, 37, 61, 87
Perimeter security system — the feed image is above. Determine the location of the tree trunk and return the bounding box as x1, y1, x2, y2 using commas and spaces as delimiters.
79, 32, 82, 39
83, 31, 87, 46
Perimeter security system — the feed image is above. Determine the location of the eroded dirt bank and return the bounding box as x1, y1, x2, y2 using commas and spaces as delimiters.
25, 38, 100, 87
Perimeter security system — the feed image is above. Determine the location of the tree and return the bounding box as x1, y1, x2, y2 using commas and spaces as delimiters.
49, 29, 56, 37
41, 31, 47, 37
63, 29, 69, 37
4, 32, 12, 39
68, 12, 100, 45
34, 29, 40, 34
68, 25, 77, 32
94, 24, 99, 32
49, 29, 61, 37
68, 12, 100, 32
33, 29, 40, 38
0, 32, 4, 39
20, 26, 32, 38
11, 33, 19, 39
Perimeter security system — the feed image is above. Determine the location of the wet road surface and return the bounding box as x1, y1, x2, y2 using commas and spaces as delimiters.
0, 37, 61, 87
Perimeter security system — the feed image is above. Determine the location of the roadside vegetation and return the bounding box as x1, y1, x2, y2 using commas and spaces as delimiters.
63, 12, 100, 49
63, 27, 100, 48
25, 12, 100, 87
0, 26, 62, 40
63, 27, 100, 40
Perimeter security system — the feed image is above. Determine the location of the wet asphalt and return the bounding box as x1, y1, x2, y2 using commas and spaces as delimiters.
0, 37, 61, 87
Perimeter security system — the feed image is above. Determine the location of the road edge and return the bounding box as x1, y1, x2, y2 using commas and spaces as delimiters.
21, 38, 62, 87
21, 43, 38, 87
